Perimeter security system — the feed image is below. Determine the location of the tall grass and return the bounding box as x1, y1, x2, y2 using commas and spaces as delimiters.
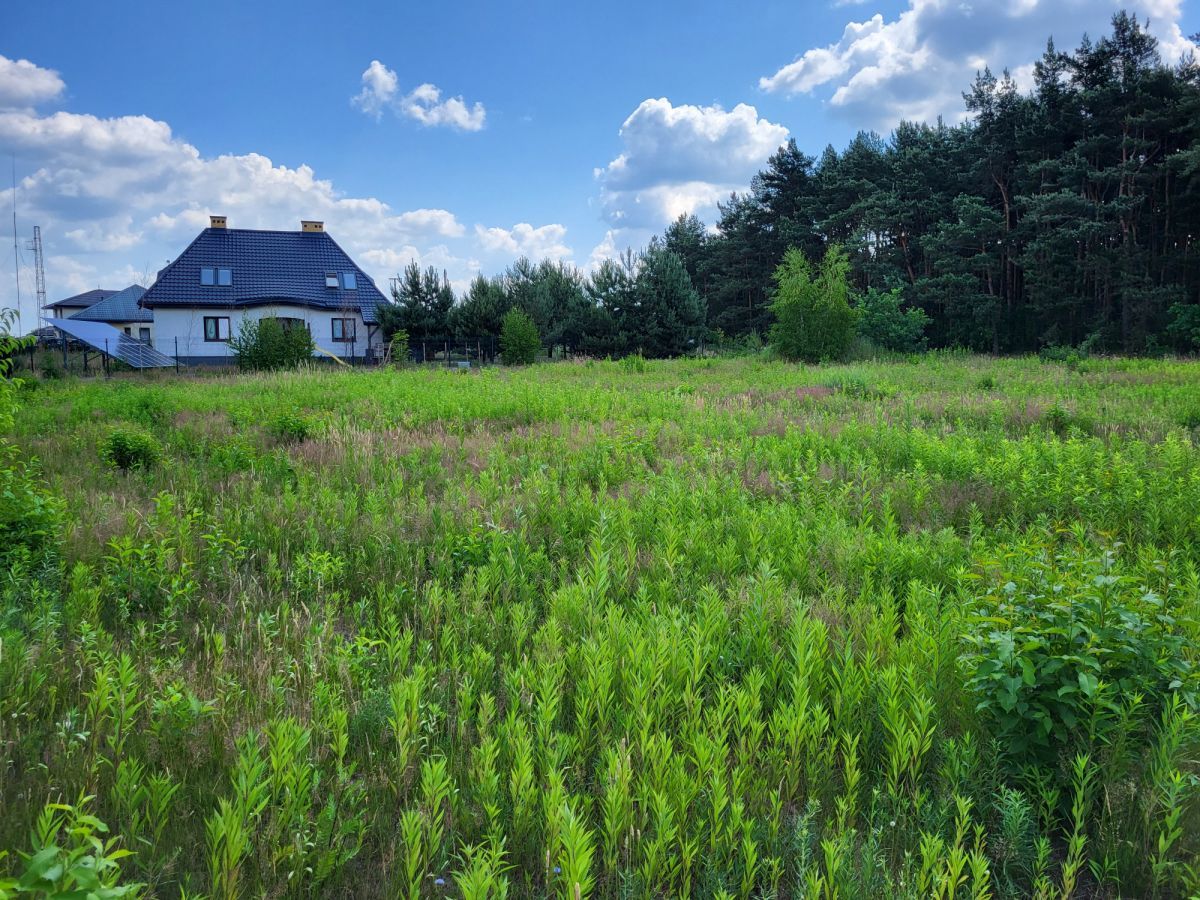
1, 355, 1198, 897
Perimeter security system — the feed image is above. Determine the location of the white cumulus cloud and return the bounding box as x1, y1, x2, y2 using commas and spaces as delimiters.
353, 60, 486, 131
760, 0, 1198, 129
595, 98, 789, 232
0, 55, 64, 110
474, 223, 572, 262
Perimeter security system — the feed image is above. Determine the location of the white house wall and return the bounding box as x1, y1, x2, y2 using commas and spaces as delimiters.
152, 305, 382, 361
114, 322, 154, 342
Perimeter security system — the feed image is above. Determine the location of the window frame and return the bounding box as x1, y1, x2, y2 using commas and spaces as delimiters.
325, 272, 339, 289
138, 327, 151, 343
331, 317, 356, 342
217, 267, 232, 286
275, 316, 308, 334
341, 272, 357, 290
203, 316, 231, 342
200, 267, 215, 286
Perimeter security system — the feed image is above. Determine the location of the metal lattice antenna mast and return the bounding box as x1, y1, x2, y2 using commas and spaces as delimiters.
30, 226, 47, 322
10, 156, 19, 330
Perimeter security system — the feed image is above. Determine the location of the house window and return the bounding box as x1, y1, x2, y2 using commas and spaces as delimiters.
331, 318, 356, 342
201, 267, 231, 285
204, 316, 231, 342
138, 327, 151, 343
342, 272, 357, 290
123, 327, 132, 336
325, 272, 339, 288
275, 317, 308, 333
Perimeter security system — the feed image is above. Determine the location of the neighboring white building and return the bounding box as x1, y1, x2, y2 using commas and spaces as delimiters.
140, 216, 387, 363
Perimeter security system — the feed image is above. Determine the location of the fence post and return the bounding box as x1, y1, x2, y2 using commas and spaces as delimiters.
61, 334, 68, 372
175, 337, 180, 374
103, 339, 110, 378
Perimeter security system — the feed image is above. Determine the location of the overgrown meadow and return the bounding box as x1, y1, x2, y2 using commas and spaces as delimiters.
2, 354, 1200, 898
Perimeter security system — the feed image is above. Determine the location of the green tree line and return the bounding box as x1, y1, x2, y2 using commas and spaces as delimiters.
380, 13, 1200, 358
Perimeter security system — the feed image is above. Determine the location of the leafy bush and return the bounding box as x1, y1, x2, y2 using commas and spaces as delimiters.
37, 352, 64, 380
269, 411, 315, 444
0, 799, 143, 898
229, 317, 315, 371
620, 353, 647, 374
712, 329, 765, 357
209, 436, 256, 475
1038, 345, 1086, 371
389, 329, 410, 366
1042, 402, 1094, 437
499, 308, 540, 365
855, 287, 929, 352
961, 545, 1196, 768
101, 428, 161, 472
0, 455, 61, 570
769, 245, 858, 363
1166, 302, 1200, 352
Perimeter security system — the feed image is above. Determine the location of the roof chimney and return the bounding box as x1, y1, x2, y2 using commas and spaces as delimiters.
301, 220, 324, 233
210, 215, 227, 229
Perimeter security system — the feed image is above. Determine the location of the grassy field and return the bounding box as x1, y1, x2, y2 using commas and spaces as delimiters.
2, 354, 1199, 898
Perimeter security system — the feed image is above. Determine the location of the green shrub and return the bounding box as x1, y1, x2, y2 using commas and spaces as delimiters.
229, 317, 316, 371
102, 428, 161, 471
499, 308, 540, 365
389, 329, 411, 366
1039, 345, 1086, 371
961, 545, 1197, 769
1166, 301, 1200, 352
270, 411, 315, 444
0, 799, 143, 898
769, 245, 858, 363
855, 287, 929, 352
210, 436, 256, 475
0, 455, 62, 569
37, 352, 64, 380
1042, 402, 1094, 437
620, 353, 648, 374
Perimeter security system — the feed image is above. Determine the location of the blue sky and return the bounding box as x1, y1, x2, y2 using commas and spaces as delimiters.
1, 0, 1197, 329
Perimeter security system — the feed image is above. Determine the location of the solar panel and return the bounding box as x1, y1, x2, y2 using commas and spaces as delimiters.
44, 318, 178, 369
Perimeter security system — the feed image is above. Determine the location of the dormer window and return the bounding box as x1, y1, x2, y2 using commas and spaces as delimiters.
201, 267, 232, 286
325, 272, 339, 288
342, 272, 357, 290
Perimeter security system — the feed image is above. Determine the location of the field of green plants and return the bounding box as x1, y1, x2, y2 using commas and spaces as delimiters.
2, 354, 1199, 898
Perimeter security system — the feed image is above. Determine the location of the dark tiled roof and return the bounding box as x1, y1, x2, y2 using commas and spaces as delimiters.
48, 288, 117, 310
139, 227, 388, 324
71, 285, 151, 323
